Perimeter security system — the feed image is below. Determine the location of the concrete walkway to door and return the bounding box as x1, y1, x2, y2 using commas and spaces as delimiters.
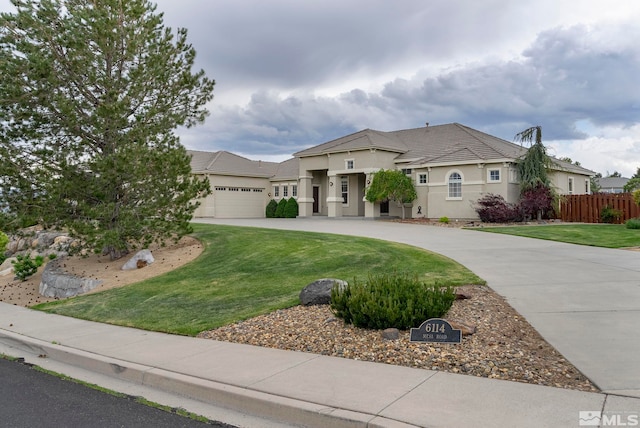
197, 217, 640, 398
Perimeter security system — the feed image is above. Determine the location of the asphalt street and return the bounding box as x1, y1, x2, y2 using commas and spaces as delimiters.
0, 357, 235, 428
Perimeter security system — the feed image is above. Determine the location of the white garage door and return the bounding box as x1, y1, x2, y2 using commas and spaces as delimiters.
214, 186, 266, 218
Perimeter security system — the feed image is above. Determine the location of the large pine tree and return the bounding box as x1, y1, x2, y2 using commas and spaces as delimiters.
0, 0, 214, 259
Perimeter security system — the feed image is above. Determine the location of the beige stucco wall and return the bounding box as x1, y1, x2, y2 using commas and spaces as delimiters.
409, 162, 522, 220
551, 170, 590, 195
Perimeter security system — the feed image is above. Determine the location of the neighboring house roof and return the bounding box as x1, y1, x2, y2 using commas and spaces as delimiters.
596, 177, 629, 189
188, 150, 281, 178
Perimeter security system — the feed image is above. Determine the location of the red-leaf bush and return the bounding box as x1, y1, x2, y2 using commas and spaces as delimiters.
475, 194, 522, 223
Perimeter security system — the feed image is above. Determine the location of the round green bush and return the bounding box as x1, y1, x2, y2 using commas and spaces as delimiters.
265, 199, 278, 218
626, 218, 640, 229
330, 273, 456, 330
284, 198, 298, 218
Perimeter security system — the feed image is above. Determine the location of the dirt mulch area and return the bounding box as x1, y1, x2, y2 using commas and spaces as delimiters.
198, 284, 598, 393
0, 236, 204, 307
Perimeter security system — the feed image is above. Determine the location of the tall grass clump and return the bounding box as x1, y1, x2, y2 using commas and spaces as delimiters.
331, 273, 456, 330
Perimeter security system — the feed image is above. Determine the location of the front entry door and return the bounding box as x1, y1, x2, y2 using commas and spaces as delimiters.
312, 186, 320, 213
380, 200, 389, 215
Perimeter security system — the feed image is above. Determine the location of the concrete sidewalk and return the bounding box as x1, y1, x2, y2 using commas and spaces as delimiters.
1, 218, 639, 427
0, 303, 634, 428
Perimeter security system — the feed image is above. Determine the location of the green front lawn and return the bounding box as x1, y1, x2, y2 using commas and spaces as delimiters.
470, 223, 640, 248
34, 224, 484, 336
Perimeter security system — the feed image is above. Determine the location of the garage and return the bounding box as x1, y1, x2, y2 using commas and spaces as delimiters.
211, 186, 266, 218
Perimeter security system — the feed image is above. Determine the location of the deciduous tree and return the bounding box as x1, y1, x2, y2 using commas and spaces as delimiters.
0, 0, 214, 259
365, 169, 417, 219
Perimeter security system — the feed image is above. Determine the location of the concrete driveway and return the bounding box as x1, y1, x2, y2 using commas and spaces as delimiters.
196, 217, 640, 397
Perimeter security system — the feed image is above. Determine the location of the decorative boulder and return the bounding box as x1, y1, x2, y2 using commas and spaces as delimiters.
121, 249, 154, 270
39, 259, 103, 298
299, 278, 347, 306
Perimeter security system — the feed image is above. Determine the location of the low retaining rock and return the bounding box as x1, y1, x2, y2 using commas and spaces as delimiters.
39, 258, 103, 298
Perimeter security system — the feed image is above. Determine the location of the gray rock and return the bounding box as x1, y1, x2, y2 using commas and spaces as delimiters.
382, 328, 400, 340
299, 278, 347, 306
121, 249, 154, 270
35, 231, 65, 248
0, 257, 16, 272
39, 258, 103, 298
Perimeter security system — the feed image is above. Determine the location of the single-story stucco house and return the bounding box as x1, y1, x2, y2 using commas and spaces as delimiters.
190, 123, 594, 220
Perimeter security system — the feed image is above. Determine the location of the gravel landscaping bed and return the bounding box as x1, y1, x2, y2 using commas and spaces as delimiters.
198, 284, 599, 393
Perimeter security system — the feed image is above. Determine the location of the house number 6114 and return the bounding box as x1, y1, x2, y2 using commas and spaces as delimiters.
425, 323, 446, 333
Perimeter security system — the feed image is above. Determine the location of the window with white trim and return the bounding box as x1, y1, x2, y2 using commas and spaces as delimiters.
283, 185, 288, 197
345, 159, 354, 170
509, 168, 518, 183
448, 172, 462, 199
292, 184, 298, 197
402, 168, 412, 176
274, 186, 279, 197
488, 169, 501, 182
585, 179, 589, 194
418, 173, 428, 185
341, 176, 348, 205
568, 177, 574, 194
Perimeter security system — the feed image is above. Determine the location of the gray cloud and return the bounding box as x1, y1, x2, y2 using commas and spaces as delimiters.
192, 21, 640, 165
1, 0, 639, 174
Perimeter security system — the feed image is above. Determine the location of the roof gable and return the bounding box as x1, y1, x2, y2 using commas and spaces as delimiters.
293, 129, 408, 157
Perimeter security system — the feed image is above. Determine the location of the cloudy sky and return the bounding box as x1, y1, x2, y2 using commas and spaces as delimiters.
3, 1, 640, 176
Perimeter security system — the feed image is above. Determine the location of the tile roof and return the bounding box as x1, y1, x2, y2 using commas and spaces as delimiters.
189, 123, 595, 180
187, 150, 282, 178
295, 123, 595, 175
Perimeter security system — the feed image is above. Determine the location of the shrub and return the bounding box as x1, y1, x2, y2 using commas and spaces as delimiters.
601, 205, 623, 224
12, 253, 44, 281
284, 197, 299, 218
519, 184, 556, 220
475, 194, 521, 223
330, 273, 456, 330
0, 231, 8, 264
633, 189, 640, 207
439, 216, 449, 224
626, 218, 640, 229
265, 199, 278, 218
275, 198, 288, 218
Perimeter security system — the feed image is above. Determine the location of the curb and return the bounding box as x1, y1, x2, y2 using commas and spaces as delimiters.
0, 329, 418, 428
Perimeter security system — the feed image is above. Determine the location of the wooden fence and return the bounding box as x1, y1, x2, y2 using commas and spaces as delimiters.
559, 193, 640, 224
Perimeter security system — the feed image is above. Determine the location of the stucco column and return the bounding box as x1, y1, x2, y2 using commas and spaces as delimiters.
363, 172, 378, 218
297, 173, 313, 217
327, 173, 343, 217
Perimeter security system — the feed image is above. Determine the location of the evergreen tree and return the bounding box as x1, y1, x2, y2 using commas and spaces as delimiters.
0, 0, 214, 259
265, 199, 278, 218
275, 198, 288, 218
514, 126, 556, 220
284, 197, 299, 218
